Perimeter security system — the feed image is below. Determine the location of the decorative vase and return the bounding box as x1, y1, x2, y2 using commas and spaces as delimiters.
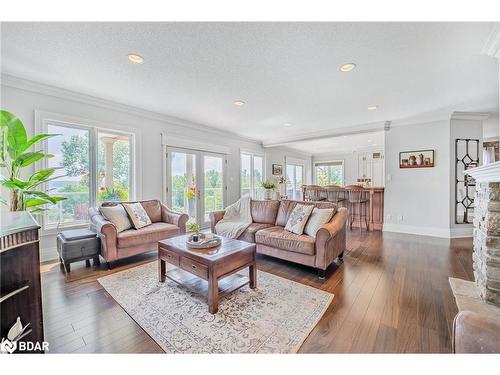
264, 189, 273, 200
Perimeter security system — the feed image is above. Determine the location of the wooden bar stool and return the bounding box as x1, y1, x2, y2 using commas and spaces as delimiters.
303, 185, 326, 202
345, 185, 369, 232
324, 185, 347, 208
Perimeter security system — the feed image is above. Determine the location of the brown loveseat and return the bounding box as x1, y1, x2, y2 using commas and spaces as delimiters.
210, 200, 347, 278
89, 200, 188, 268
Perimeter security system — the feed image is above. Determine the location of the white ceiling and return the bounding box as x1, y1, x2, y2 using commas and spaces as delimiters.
1, 22, 498, 147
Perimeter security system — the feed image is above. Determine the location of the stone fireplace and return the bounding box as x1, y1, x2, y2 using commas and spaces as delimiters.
466, 161, 500, 306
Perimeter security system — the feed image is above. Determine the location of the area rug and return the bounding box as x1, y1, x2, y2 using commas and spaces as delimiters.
98, 262, 333, 353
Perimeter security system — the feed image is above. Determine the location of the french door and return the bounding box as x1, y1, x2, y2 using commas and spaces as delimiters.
165, 147, 227, 228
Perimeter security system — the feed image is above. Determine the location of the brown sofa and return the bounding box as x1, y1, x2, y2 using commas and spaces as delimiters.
89, 200, 188, 268
453, 311, 500, 353
210, 200, 347, 278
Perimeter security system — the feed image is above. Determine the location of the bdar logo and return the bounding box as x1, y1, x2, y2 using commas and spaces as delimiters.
0, 339, 17, 354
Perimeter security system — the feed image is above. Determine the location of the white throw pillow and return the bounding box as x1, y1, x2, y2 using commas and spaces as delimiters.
122, 202, 152, 229
285, 204, 315, 235
99, 205, 132, 233
304, 208, 335, 237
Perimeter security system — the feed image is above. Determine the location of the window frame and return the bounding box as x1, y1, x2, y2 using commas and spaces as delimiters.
35, 111, 139, 233
313, 160, 345, 186
240, 151, 265, 199
285, 163, 305, 200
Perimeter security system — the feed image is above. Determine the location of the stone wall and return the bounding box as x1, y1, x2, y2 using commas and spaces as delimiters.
473, 181, 500, 305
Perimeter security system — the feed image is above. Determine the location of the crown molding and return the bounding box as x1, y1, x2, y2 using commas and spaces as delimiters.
482, 23, 500, 58
451, 111, 490, 121
1, 73, 262, 146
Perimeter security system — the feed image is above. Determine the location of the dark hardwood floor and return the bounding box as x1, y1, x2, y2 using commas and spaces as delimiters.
40, 230, 473, 353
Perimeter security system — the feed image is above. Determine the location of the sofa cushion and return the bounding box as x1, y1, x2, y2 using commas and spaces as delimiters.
304, 208, 335, 237
251, 200, 280, 224
276, 200, 336, 226
117, 222, 179, 248
238, 223, 274, 243
123, 202, 152, 229
255, 226, 315, 255
284, 203, 314, 235
141, 200, 162, 223
99, 204, 132, 233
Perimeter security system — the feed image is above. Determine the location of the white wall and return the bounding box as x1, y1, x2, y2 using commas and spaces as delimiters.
384, 120, 452, 237
0, 78, 307, 261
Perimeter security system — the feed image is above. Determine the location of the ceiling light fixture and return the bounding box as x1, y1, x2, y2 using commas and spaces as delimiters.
367, 105, 378, 111
127, 54, 144, 64
234, 100, 245, 106
283, 123, 293, 127
339, 63, 356, 72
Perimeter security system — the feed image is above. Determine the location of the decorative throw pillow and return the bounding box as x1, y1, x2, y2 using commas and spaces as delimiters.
284, 204, 315, 235
122, 202, 152, 229
304, 208, 335, 237
99, 205, 132, 233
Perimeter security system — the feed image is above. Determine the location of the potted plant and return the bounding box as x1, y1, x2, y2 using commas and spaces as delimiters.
187, 222, 202, 242
261, 181, 276, 200
185, 185, 196, 218
0, 110, 66, 212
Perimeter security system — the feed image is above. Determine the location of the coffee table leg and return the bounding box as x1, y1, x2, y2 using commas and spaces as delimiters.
208, 273, 219, 314
158, 258, 166, 282
249, 262, 257, 289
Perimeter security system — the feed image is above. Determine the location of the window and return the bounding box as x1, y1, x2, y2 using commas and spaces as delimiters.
286, 164, 303, 200
43, 120, 134, 229
314, 161, 344, 186
240, 152, 264, 199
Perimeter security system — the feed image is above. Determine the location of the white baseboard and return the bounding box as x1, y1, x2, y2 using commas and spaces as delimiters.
383, 224, 472, 239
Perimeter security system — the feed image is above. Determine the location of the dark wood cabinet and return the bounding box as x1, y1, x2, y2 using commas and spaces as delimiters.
1, 212, 44, 353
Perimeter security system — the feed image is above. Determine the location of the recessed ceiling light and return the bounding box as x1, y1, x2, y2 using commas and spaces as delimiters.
283, 123, 293, 127
234, 100, 245, 106
339, 63, 356, 72
367, 105, 378, 111
127, 54, 144, 64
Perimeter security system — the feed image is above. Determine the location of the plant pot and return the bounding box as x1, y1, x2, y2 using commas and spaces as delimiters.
264, 189, 273, 200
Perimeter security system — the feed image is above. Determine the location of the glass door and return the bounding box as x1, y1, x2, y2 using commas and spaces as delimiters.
167, 148, 198, 225
201, 154, 225, 227
286, 164, 304, 200
166, 148, 226, 228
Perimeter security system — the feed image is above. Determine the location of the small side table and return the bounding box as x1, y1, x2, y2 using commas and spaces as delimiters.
57, 229, 100, 273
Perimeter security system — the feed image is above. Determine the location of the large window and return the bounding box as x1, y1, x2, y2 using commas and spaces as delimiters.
43, 120, 134, 229
286, 164, 303, 200
240, 152, 264, 199
314, 161, 344, 186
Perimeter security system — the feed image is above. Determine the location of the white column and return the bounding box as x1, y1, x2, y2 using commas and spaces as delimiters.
100, 137, 117, 190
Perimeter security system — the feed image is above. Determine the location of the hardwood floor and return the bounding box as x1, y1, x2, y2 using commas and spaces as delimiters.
40, 230, 473, 353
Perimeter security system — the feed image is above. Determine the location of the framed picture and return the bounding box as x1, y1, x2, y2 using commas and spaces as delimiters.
399, 150, 434, 168
272, 164, 283, 175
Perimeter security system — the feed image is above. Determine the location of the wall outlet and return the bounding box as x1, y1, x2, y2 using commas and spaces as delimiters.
397, 215, 404, 222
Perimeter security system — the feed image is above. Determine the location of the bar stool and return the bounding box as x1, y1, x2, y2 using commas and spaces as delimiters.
303, 185, 326, 202
345, 185, 369, 232
324, 185, 347, 208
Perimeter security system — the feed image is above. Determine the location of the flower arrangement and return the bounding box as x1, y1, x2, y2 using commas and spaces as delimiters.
185, 186, 196, 200
187, 222, 201, 233
261, 181, 276, 190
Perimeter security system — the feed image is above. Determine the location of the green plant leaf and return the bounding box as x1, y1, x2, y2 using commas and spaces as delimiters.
0, 110, 16, 127
0, 177, 29, 189
6, 115, 27, 153
13, 151, 53, 168
24, 197, 52, 208
28, 167, 58, 183
23, 133, 60, 152
24, 190, 66, 204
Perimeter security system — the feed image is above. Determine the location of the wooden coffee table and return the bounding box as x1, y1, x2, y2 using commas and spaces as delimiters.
158, 234, 257, 314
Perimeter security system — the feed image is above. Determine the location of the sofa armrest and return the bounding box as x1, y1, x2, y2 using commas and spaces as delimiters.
453, 310, 500, 353
315, 207, 347, 270
209, 210, 226, 233
161, 203, 189, 234
89, 207, 118, 263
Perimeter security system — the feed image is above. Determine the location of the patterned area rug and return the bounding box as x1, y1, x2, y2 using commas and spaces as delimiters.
98, 262, 333, 353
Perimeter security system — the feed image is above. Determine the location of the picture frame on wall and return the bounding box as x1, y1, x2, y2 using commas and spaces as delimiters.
399, 150, 434, 168
272, 164, 283, 175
